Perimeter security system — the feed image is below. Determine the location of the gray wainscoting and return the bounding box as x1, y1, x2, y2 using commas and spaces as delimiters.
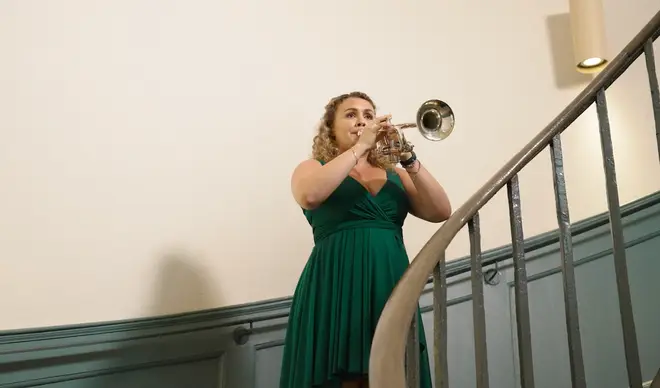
1, 192, 659, 388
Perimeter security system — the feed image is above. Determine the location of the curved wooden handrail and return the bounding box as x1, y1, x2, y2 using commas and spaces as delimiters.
369, 9, 660, 387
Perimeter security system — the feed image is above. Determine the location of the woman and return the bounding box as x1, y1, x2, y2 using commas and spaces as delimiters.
280, 91, 452, 388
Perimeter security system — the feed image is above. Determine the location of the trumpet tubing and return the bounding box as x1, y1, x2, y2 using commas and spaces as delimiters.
375, 99, 455, 164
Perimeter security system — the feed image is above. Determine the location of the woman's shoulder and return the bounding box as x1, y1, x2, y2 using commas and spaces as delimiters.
291, 159, 324, 181
294, 158, 323, 170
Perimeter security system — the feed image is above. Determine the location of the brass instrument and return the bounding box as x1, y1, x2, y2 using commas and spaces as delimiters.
375, 99, 455, 164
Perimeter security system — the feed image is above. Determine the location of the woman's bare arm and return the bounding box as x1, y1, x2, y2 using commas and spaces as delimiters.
291, 143, 370, 209
395, 161, 452, 223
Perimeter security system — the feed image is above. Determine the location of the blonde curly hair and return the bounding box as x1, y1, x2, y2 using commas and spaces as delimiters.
311, 91, 396, 170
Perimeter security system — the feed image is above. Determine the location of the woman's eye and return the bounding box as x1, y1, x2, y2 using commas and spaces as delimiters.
365, 114, 373, 120
346, 112, 355, 118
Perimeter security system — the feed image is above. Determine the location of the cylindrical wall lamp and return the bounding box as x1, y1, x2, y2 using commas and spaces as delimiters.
568, 0, 608, 73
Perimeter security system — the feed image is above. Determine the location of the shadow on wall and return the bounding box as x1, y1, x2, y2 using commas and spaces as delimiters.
88, 249, 224, 388
545, 13, 595, 89
149, 248, 221, 316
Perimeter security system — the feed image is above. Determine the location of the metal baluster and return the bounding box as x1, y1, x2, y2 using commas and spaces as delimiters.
549, 134, 587, 388
507, 175, 535, 388
434, 250, 449, 388
643, 39, 660, 163
595, 89, 643, 388
650, 366, 660, 388
469, 213, 489, 388
406, 313, 420, 388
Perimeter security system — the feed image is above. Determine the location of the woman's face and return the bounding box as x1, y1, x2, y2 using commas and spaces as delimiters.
332, 97, 375, 151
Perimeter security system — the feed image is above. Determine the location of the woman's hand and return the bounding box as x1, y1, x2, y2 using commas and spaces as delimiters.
356, 114, 391, 150
400, 152, 414, 164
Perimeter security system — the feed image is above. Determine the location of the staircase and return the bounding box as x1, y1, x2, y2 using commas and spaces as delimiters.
651, 368, 660, 388
369, 9, 660, 388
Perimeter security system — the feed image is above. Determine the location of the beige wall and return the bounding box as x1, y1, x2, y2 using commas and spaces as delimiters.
1, 0, 658, 331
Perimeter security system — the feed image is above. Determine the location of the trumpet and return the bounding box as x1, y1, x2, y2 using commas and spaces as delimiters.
375, 99, 455, 164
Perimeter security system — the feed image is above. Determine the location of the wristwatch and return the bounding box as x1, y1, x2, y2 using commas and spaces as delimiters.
400, 151, 417, 168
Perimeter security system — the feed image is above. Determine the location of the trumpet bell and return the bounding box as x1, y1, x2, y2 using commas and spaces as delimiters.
416, 99, 455, 141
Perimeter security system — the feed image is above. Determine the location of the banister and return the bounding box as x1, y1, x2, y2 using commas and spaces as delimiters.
369, 9, 660, 388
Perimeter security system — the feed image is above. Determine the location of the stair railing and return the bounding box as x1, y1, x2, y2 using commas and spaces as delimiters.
650, 367, 660, 388
370, 9, 660, 388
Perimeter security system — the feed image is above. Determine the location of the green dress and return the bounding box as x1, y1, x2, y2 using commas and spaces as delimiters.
279, 163, 433, 388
